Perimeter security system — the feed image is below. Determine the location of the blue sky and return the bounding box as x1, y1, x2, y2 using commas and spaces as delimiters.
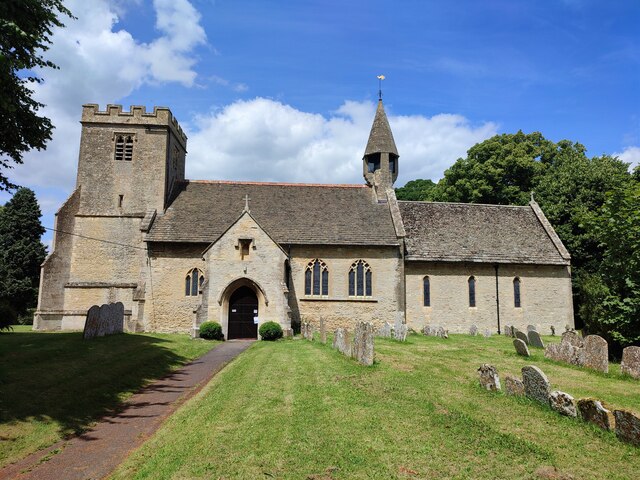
2, 0, 639, 243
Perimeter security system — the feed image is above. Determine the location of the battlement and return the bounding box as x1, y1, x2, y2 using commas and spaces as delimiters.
81, 104, 187, 145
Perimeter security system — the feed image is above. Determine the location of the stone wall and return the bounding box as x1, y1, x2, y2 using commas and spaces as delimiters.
289, 244, 403, 332
405, 262, 573, 334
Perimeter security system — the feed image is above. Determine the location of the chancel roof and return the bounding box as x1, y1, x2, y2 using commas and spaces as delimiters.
146, 180, 399, 246
398, 201, 570, 265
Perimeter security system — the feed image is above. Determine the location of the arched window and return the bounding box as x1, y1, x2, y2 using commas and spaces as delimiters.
114, 134, 134, 161
304, 259, 328, 296
124, 135, 134, 161
423, 276, 431, 307
468, 276, 476, 307
513, 277, 521, 308
185, 268, 204, 297
349, 260, 372, 297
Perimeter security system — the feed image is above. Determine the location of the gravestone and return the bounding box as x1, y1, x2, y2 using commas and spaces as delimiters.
469, 324, 478, 336
483, 329, 492, 338
504, 326, 512, 337
548, 391, 577, 417
352, 322, 375, 366
379, 322, 392, 338
515, 330, 529, 345
477, 364, 501, 391
577, 398, 615, 431
550, 325, 556, 336
436, 326, 448, 339
562, 330, 584, 348
583, 335, 608, 373
527, 325, 538, 333
319, 317, 327, 344
394, 323, 408, 342
528, 330, 545, 349
422, 325, 434, 336
302, 322, 314, 341
522, 365, 550, 404
332, 328, 343, 350
621, 346, 640, 379
83, 305, 102, 339
513, 338, 530, 357
614, 410, 640, 446
504, 375, 525, 396
545, 332, 586, 367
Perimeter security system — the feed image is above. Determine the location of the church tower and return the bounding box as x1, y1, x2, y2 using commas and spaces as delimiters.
363, 99, 399, 201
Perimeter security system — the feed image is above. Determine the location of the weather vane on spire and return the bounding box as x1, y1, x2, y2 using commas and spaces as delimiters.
377, 75, 385, 100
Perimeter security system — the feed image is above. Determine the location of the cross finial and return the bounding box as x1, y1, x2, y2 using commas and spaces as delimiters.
377, 74, 385, 101
243, 194, 250, 213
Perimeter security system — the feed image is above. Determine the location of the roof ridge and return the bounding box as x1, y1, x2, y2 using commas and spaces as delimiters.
398, 200, 530, 208
186, 180, 368, 188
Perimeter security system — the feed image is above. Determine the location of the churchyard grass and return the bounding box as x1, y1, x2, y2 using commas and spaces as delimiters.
0, 329, 218, 468
112, 334, 640, 480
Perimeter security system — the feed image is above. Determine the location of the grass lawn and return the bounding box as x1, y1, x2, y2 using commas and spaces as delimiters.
0, 327, 218, 468
112, 334, 640, 480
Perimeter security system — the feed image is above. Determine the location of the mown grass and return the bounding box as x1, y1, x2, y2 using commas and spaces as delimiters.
0, 328, 218, 468
112, 334, 640, 480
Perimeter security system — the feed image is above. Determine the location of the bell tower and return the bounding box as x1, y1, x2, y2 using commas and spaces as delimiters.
363, 99, 399, 201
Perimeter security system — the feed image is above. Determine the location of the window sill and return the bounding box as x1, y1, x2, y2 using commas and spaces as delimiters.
300, 297, 378, 303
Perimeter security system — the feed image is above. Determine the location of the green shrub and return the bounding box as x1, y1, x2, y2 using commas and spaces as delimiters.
199, 321, 224, 340
259, 321, 283, 341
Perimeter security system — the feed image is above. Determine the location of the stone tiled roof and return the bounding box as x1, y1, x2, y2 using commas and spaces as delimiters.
364, 100, 398, 156
146, 181, 399, 246
398, 201, 570, 265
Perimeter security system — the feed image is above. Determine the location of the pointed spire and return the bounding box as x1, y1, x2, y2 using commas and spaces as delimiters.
364, 100, 398, 157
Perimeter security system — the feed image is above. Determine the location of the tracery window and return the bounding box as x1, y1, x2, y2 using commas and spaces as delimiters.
468, 276, 476, 307
348, 260, 372, 297
513, 277, 521, 308
115, 134, 134, 161
423, 276, 431, 307
304, 259, 328, 296
185, 268, 204, 297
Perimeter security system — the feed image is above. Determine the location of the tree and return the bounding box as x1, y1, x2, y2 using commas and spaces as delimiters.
395, 179, 436, 201
0, 0, 73, 191
0, 188, 47, 328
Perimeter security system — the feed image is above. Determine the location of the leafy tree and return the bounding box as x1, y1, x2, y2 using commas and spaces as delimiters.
0, 0, 73, 191
0, 188, 47, 328
395, 179, 436, 201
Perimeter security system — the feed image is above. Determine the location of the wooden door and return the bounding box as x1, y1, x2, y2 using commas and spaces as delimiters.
228, 286, 258, 339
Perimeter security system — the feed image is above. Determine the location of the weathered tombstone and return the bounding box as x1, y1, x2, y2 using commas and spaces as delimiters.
613, 410, 640, 446
469, 324, 478, 336
302, 322, 314, 341
504, 326, 512, 337
319, 317, 327, 344
548, 391, 577, 417
515, 330, 529, 346
522, 365, 551, 404
544, 343, 559, 360
513, 338, 530, 357
528, 330, 545, 349
621, 346, 640, 379
527, 324, 538, 333
577, 398, 615, 431
394, 323, 408, 342
550, 325, 556, 336
562, 330, 584, 348
83, 305, 101, 340
332, 328, 343, 350
379, 322, 392, 338
96, 304, 111, 336
352, 322, 375, 366
477, 364, 501, 391
583, 335, 608, 373
110, 302, 125, 335
422, 324, 433, 336
483, 329, 492, 338
504, 375, 525, 396
436, 326, 448, 339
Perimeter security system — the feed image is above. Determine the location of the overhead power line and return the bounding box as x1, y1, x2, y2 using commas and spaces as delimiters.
44, 227, 146, 250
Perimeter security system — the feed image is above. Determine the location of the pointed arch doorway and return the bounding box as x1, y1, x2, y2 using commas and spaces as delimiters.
228, 286, 258, 339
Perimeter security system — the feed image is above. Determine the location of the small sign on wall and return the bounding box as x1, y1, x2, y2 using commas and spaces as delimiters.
253, 316, 259, 324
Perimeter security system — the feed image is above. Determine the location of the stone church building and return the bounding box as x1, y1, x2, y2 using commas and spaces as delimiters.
34, 100, 574, 338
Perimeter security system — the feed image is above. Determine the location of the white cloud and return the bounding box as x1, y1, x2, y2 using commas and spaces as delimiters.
614, 146, 640, 170
186, 98, 498, 186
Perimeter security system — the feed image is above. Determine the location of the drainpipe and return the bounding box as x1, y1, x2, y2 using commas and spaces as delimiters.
494, 264, 501, 334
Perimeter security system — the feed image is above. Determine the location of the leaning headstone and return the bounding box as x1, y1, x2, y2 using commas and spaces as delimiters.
614, 410, 640, 446
504, 375, 525, 396
469, 324, 478, 336
436, 326, 448, 339
352, 322, 375, 366
394, 323, 408, 342
319, 317, 327, 344
379, 322, 392, 338
483, 329, 492, 338
621, 346, 640, 379
421, 324, 433, 336
527, 325, 538, 333
478, 364, 501, 391
302, 322, 314, 341
504, 326, 512, 337
577, 398, 615, 431
562, 330, 584, 348
548, 391, 577, 417
583, 335, 608, 373
515, 330, 529, 346
512, 326, 521, 338
528, 330, 545, 349
522, 365, 551, 404
83, 305, 101, 339
332, 328, 343, 350
513, 338, 530, 357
